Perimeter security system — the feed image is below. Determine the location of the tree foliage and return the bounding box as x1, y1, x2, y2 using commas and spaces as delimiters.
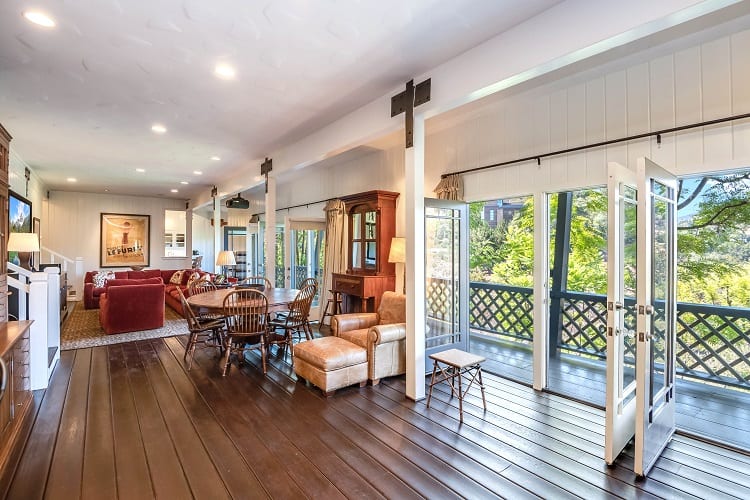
469, 172, 750, 306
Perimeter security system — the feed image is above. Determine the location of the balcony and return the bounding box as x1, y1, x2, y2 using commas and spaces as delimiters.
427, 278, 750, 450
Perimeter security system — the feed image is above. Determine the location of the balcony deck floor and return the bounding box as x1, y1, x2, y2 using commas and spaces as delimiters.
4, 334, 750, 498
471, 333, 750, 452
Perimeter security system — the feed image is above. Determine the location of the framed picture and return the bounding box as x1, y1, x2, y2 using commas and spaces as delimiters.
100, 213, 150, 268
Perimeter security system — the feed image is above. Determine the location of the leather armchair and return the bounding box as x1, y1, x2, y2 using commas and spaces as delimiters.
331, 291, 406, 385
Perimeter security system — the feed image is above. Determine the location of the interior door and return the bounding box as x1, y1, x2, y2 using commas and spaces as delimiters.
634, 157, 677, 477
605, 162, 639, 465
424, 198, 469, 372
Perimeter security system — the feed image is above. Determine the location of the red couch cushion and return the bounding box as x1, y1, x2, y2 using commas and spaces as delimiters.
105, 277, 163, 288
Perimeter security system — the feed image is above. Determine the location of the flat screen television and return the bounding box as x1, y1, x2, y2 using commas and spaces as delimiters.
9, 190, 32, 233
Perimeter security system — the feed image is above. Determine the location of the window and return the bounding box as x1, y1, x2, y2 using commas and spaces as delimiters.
164, 209, 187, 257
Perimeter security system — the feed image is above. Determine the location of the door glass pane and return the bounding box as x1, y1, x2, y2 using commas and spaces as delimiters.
425, 206, 460, 349
291, 229, 325, 304
275, 226, 284, 287
548, 189, 607, 404
467, 196, 534, 385
364, 242, 376, 270
352, 242, 362, 268
622, 191, 637, 404
352, 213, 361, 239
365, 211, 376, 239
650, 188, 670, 408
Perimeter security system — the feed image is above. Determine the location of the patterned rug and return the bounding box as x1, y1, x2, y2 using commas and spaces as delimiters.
61, 302, 188, 350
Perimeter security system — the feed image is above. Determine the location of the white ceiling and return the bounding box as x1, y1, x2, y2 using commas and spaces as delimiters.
0, 0, 561, 200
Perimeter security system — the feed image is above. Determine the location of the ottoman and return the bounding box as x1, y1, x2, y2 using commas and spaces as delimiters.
293, 336, 368, 396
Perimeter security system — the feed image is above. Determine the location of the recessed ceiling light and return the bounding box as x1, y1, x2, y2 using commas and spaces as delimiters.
210, 156, 221, 161
66, 177, 77, 182
171, 189, 178, 193
193, 170, 203, 175
136, 168, 145, 173
214, 63, 236, 80
180, 181, 189, 185
23, 10, 56, 28
151, 123, 167, 134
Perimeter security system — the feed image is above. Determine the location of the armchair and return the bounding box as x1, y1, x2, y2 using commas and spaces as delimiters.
331, 291, 406, 385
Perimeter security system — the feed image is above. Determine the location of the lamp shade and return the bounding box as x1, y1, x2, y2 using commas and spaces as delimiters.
216, 250, 236, 266
388, 237, 406, 264
8, 232, 40, 252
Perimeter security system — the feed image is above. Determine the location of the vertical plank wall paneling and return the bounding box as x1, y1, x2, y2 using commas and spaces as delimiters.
424, 23, 750, 200
45, 191, 189, 283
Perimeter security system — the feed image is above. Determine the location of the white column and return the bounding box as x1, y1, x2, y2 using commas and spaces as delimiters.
405, 113, 426, 401
213, 195, 222, 273
265, 176, 277, 286
28, 272, 50, 390
532, 191, 549, 391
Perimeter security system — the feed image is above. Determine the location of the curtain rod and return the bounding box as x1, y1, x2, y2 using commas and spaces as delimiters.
441, 111, 750, 179
253, 197, 332, 216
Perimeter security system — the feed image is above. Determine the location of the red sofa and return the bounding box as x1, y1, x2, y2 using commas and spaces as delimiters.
84, 268, 215, 316
84, 269, 176, 309
98, 278, 166, 334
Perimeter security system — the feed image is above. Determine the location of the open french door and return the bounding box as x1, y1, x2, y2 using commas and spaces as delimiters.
634, 157, 677, 477
424, 198, 469, 372
605, 158, 677, 477
605, 162, 639, 465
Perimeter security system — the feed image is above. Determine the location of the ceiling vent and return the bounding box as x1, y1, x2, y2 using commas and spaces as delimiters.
225, 193, 250, 209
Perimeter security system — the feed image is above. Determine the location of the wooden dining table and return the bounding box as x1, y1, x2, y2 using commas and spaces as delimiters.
186, 287, 299, 313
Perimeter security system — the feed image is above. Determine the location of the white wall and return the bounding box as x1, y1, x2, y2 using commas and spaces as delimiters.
425, 15, 750, 199
270, 146, 406, 228
45, 190, 190, 290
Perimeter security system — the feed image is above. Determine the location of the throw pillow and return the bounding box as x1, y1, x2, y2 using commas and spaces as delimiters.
186, 272, 201, 288
169, 270, 185, 285
92, 271, 115, 288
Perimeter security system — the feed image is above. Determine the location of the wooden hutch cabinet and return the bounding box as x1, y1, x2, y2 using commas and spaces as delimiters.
332, 190, 399, 313
0, 123, 9, 323
0, 123, 33, 490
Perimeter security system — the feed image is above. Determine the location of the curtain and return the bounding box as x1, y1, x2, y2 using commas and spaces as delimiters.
433, 173, 464, 200
321, 199, 347, 324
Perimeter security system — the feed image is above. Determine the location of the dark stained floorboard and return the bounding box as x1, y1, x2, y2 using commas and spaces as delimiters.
6, 335, 750, 499
471, 333, 750, 451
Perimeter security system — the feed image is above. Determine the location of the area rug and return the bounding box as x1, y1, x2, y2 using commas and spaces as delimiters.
61, 302, 188, 350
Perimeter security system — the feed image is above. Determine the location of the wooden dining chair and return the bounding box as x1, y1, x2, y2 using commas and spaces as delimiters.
188, 277, 217, 296
239, 275, 273, 289
222, 289, 269, 375
187, 278, 222, 320
177, 287, 225, 371
268, 283, 317, 359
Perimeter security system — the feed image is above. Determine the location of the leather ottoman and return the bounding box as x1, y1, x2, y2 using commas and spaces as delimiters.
293, 336, 367, 396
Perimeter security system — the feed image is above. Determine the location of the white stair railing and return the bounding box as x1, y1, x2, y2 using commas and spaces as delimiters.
7, 262, 60, 390
40, 246, 83, 300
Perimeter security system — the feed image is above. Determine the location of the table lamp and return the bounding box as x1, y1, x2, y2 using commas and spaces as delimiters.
216, 250, 236, 277
8, 232, 40, 271
388, 237, 406, 294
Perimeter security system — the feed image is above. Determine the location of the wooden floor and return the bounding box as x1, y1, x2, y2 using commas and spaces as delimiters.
4, 335, 750, 499
471, 333, 750, 451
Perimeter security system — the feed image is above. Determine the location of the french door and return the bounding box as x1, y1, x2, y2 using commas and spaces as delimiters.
605, 158, 677, 477
424, 198, 469, 372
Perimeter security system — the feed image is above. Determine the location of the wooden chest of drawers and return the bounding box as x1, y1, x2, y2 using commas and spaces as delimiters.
332, 273, 395, 313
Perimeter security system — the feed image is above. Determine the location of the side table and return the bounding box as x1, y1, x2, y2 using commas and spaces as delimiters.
426, 348, 487, 422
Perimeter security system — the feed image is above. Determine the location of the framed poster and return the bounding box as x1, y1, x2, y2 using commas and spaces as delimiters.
100, 213, 150, 268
